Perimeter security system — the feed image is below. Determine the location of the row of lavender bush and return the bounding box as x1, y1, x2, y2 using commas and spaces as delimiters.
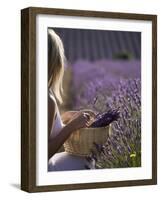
71, 59, 141, 168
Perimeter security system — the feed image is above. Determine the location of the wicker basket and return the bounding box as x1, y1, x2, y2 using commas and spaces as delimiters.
63, 125, 112, 156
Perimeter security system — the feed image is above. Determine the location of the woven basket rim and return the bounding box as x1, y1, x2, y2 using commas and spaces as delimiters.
79, 125, 110, 131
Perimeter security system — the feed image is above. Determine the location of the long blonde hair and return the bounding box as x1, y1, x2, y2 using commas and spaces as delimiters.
48, 29, 65, 104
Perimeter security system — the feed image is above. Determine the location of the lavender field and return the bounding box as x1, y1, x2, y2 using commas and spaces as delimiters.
65, 59, 141, 169
55, 28, 141, 169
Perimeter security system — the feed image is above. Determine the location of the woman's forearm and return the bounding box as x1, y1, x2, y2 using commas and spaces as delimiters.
61, 111, 78, 124
48, 110, 94, 159
48, 121, 76, 160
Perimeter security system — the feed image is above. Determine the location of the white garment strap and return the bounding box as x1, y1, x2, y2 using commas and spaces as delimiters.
49, 89, 64, 138
49, 89, 58, 112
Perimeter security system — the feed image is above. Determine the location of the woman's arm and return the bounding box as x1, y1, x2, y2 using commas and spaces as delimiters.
48, 111, 92, 160
61, 110, 96, 125
48, 94, 96, 159
48, 120, 76, 159
61, 111, 78, 124
48, 96, 76, 159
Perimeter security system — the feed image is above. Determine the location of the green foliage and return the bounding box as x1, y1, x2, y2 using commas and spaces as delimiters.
113, 51, 133, 60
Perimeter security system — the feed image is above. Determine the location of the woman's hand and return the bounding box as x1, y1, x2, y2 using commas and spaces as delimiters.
61, 109, 96, 128
70, 111, 91, 130
79, 109, 96, 119
70, 110, 96, 130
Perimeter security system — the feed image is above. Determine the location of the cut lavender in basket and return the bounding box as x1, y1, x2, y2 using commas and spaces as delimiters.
90, 109, 120, 128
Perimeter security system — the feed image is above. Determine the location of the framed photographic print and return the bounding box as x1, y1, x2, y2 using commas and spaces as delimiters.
21, 7, 157, 192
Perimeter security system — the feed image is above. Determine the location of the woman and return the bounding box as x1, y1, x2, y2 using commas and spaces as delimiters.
48, 29, 95, 171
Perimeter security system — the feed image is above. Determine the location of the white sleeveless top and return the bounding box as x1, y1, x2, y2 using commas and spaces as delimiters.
49, 89, 65, 139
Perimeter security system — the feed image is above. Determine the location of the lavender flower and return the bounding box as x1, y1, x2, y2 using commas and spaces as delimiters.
70, 60, 141, 168
90, 109, 120, 128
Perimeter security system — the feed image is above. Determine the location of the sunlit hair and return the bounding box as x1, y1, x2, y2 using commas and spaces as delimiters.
48, 28, 65, 104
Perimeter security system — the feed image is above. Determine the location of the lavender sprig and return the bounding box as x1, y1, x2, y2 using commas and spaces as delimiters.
90, 109, 120, 128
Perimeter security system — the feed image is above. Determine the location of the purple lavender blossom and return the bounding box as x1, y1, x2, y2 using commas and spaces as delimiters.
90, 109, 120, 127
70, 60, 141, 168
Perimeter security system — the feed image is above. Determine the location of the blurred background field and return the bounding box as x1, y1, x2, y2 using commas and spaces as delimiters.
51, 28, 141, 168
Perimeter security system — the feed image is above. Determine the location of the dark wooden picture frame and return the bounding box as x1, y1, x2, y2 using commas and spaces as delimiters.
21, 7, 157, 193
